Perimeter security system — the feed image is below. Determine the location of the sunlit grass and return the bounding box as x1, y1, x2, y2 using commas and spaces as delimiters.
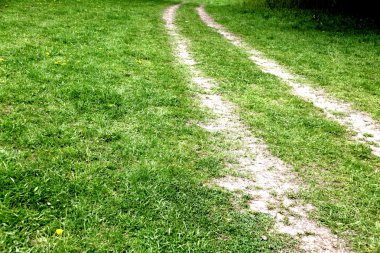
0, 0, 293, 251
201, 2, 380, 120
178, 4, 380, 251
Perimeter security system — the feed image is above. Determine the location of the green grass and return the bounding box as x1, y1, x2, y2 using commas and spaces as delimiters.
195, 2, 380, 121
177, 4, 380, 252
0, 0, 294, 251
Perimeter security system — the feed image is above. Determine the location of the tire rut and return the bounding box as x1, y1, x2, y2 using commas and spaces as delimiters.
163, 4, 349, 252
197, 5, 380, 158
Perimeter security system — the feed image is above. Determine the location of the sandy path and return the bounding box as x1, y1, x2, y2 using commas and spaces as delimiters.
197, 5, 380, 158
163, 4, 349, 252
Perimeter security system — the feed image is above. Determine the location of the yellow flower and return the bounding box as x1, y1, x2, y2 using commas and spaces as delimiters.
55, 228, 64, 236
54, 60, 67, 66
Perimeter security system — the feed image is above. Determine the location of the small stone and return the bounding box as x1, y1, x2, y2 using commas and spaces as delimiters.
261, 235, 268, 241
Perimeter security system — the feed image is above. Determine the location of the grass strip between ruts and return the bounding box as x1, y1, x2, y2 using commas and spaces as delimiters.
177, 4, 380, 252
0, 0, 293, 251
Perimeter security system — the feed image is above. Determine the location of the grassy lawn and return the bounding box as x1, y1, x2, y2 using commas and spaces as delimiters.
0, 0, 293, 251
2, 0, 379, 251
178, 4, 380, 252
197, 1, 380, 121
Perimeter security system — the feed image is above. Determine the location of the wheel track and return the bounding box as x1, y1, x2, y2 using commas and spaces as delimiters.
197, 5, 380, 158
163, 4, 349, 252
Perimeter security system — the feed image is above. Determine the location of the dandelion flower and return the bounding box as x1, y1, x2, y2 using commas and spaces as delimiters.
55, 228, 64, 236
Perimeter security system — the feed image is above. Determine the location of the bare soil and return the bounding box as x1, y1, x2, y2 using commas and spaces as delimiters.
163, 4, 350, 252
197, 5, 380, 158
